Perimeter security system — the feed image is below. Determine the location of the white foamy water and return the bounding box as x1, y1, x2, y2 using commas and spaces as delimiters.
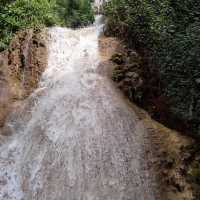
0, 16, 157, 200
93, 0, 104, 13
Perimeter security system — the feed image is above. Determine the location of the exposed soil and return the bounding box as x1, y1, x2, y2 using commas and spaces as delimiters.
109, 40, 200, 200
0, 28, 47, 133
130, 103, 200, 200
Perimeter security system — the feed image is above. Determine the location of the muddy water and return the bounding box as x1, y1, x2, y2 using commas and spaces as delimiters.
0, 17, 157, 200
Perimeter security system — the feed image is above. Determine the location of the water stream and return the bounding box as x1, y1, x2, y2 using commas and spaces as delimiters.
0, 16, 157, 200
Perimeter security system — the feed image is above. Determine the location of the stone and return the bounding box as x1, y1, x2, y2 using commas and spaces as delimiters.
111, 53, 125, 65
127, 51, 141, 64
123, 77, 132, 84
112, 72, 124, 82
126, 71, 139, 78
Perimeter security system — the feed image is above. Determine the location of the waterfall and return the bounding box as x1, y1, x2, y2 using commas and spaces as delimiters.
93, 0, 105, 14
0, 17, 157, 200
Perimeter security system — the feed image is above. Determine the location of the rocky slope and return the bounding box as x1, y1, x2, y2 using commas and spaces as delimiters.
130, 103, 199, 200
110, 44, 200, 200
0, 29, 47, 133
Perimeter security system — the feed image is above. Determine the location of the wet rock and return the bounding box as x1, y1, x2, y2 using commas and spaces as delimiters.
8, 29, 47, 95
111, 53, 125, 65
112, 55, 144, 105
0, 29, 47, 132
181, 152, 192, 162
188, 161, 200, 184
127, 51, 141, 64
179, 165, 187, 176
114, 65, 124, 71
32, 39, 38, 45
125, 62, 140, 71
112, 70, 125, 82
126, 71, 139, 78
165, 157, 175, 169
123, 77, 132, 84
39, 42, 45, 47
166, 176, 185, 192
174, 182, 185, 192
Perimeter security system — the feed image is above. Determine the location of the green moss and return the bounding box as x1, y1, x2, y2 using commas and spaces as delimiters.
188, 161, 200, 184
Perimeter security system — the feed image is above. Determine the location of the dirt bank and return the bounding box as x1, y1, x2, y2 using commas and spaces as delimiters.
131, 103, 199, 200
108, 38, 200, 200
0, 29, 47, 133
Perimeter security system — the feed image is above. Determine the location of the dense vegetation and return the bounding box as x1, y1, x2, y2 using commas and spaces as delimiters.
0, 0, 94, 51
104, 0, 200, 136
56, 0, 94, 27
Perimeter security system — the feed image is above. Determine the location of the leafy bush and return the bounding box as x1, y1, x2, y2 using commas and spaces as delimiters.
0, 0, 60, 50
56, 0, 94, 27
0, 0, 94, 51
104, 0, 200, 135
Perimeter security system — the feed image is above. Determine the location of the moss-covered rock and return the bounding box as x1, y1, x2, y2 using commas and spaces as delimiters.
111, 53, 125, 65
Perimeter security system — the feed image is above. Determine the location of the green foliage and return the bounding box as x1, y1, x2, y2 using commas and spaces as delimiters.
104, 0, 200, 135
0, 0, 94, 51
0, 0, 59, 50
56, 0, 94, 27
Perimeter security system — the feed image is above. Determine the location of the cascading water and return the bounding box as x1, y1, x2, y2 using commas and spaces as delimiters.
0, 16, 157, 200
93, 0, 105, 14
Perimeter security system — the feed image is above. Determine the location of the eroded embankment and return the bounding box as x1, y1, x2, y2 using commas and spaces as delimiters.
0, 29, 47, 133
110, 41, 200, 200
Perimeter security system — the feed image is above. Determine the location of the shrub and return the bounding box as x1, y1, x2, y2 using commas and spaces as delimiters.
0, 0, 60, 50
0, 0, 94, 51
104, 0, 200, 135
56, 0, 94, 27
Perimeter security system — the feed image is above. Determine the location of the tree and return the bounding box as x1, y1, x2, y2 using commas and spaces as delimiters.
0, 0, 94, 50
